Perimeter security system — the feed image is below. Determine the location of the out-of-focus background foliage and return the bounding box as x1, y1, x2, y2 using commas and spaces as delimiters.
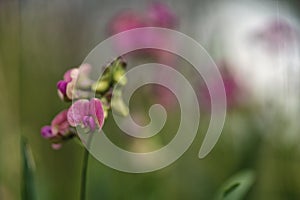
2, 0, 300, 199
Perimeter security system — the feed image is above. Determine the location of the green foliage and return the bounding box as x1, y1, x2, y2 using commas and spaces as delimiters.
215, 170, 255, 200
21, 137, 36, 200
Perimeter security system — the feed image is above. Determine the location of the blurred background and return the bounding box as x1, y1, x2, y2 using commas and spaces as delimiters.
1, 0, 300, 199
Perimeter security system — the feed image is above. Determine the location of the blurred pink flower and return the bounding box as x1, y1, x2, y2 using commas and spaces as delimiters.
67, 98, 105, 132
147, 2, 177, 28
108, 3, 178, 109
200, 63, 240, 110
108, 2, 177, 63
109, 11, 146, 34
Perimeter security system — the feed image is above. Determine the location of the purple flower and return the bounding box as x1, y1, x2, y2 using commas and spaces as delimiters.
40, 109, 72, 149
41, 125, 53, 139
67, 98, 105, 132
57, 68, 79, 101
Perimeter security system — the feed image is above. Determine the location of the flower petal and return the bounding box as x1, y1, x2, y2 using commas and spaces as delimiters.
41, 125, 53, 138
89, 98, 105, 129
67, 99, 90, 127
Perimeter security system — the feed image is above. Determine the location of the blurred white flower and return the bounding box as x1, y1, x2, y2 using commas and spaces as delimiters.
196, 0, 300, 120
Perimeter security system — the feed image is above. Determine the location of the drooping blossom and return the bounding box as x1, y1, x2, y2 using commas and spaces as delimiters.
67, 98, 105, 132
40, 109, 73, 149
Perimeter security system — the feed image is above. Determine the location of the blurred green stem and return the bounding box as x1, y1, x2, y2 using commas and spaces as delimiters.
80, 146, 89, 200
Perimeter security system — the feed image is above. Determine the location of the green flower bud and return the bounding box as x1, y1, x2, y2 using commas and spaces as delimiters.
92, 80, 110, 93
113, 69, 127, 86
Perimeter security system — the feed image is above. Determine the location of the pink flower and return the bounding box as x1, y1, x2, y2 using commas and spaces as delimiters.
40, 109, 72, 149
147, 2, 177, 28
51, 109, 70, 136
108, 3, 177, 63
57, 68, 79, 101
109, 11, 145, 34
200, 63, 240, 110
57, 64, 93, 101
67, 98, 105, 132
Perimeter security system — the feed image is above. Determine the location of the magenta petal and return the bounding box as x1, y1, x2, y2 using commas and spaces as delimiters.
57, 80, 68, 95
41, 125, 53, 138
67, 99, 90, 127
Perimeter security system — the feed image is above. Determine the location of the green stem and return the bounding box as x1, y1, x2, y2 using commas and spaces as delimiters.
80, 135, 93, 200
80, 146, 89, 200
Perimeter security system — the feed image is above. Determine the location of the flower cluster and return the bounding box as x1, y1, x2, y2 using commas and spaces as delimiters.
109, 2, 177, 34
108, 2, 177, 64
41, 57, 128, 149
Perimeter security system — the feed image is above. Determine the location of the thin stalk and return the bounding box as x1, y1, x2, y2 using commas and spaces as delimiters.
80, 134, 93, 200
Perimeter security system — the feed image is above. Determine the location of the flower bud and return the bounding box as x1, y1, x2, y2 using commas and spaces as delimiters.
92, 80, 110, 93
113, 69, 127, 86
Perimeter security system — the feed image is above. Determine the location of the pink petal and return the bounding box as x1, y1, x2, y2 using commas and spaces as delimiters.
63, 69, 73, 82
51, 110, 69, 135
67, 99, 90, 127
89, 98, 105, 129
51, 110, 68, 126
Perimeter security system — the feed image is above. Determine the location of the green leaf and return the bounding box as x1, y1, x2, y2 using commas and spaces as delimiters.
21, 137, 36, 200
215, 170, 255, 200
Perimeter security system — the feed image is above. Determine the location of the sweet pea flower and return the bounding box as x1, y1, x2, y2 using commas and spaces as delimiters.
109, 11, 145, 34
108, 3, 177, 63
57, 68, 79, 101
51, 109, 70, 136
57, 64, 94, 101
40, 109, 73, 149
147, 2, 177, 28
67, 98, 105, 132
